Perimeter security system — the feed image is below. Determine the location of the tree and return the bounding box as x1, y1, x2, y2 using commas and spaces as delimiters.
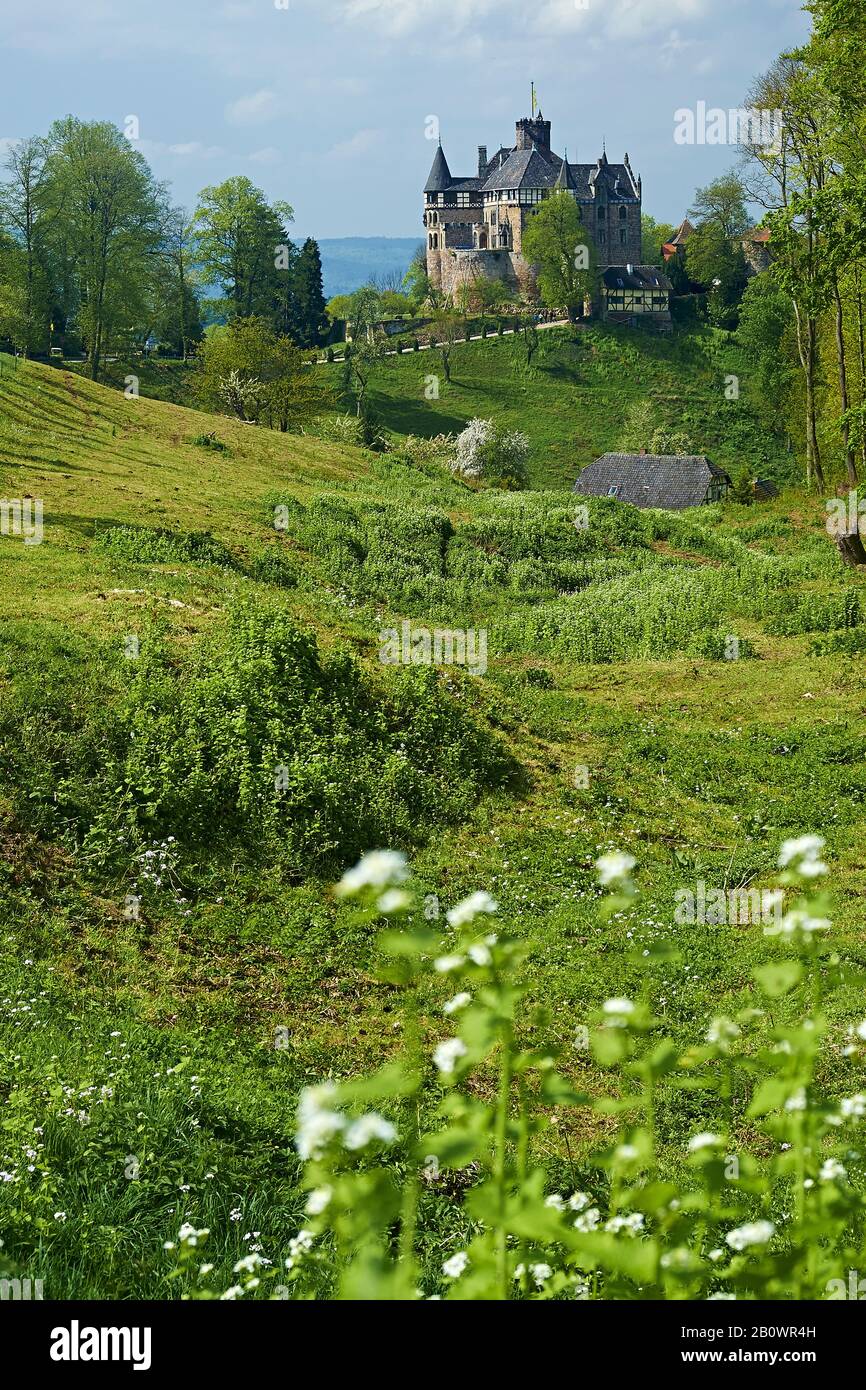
689, 173, 752, 240
403, 245, 433, 310
0, 137, 51, 356
520, 320, 540, 367
685, 224, 750, 328
641, 215, 677, 267
731, 467, 755, 504
292, 238, 328, 348
737, 274, 798, 426
452, 418, 530, 489
193, 177, 294, 324
155, 207, 203, 359
41, 118, 164, 379
431, 308, 463, 384
196, 316, 325, 429
339, 290, 388, 416
521, 191, 597, 323
741, 56, 832, 489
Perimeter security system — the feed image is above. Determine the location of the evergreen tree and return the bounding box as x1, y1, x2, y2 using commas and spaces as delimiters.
292, 238, 328, 347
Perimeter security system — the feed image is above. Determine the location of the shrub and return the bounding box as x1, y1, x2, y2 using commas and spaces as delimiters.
309, 414, 366, 446
95, 525, 236, 568
767, 591, 862, 636
118, 605, 514, 869
810, 626, 866, 657
452, 418, 530, 490
189, 431, 230, 453
249, 549, 299, 589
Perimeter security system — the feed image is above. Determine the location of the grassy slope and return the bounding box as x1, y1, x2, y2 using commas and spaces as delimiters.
342, 324, 793, 490
59, 321, 792, 491
1, 351, 865, 1297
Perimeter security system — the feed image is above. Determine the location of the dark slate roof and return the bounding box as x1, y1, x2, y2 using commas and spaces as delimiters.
480, 148, 638, 199
555, 151, 576, 191
449, 176, 482, 193
424, 144, 453, 193
573, 455, 732, 511
602, 265, 673, 291
482, 147, 554, 191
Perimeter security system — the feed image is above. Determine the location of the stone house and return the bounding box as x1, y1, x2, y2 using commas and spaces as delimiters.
574, 454, 731, 510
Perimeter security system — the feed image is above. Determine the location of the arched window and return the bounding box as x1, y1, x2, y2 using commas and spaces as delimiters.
619, 206, 627, 220
597, 206, 605, 220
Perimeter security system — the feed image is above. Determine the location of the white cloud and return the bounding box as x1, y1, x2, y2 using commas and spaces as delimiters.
334, 0, 710, 44
326, 128, 381, 159
338, 0, 497, 36
247, 146, 282, 165
224, 88, 282, 126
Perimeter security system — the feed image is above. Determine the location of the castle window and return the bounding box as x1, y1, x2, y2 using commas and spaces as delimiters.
619, 206, 627, 220
620, 229, 627, 244
597, 206, 605, 220
599, 231, 606, 244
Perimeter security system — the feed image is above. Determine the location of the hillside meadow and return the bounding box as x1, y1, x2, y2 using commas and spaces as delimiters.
1, 340, 866, 1300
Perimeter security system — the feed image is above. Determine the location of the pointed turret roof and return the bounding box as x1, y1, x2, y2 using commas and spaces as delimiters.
424, 143, 452, 194
555, 149, 575, 191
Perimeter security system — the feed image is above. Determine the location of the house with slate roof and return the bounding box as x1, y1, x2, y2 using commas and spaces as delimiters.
573, 454, 731, 510
424, 110, 643, 306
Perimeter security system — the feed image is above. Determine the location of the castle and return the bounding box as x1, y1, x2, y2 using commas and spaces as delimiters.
424, 110, 643, 303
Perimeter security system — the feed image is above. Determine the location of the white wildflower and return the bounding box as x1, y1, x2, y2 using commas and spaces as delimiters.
335, 850, 409, 898
688, 1133, 724, 1153
446, 891, 498, 928
343, 1113, 398, 1150
778, 835, 827, 877
595, 852, 636, 887
433, 1038, 468, 1075
305, 1186, 333, 1216
295, 1083, 346, 1160
725, 1220, 775, 1252
819, 1159, 846, 1182
442, 1251, 469, 1278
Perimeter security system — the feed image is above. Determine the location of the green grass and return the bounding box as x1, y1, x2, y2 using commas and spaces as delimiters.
323, 324, 793, 490
1, 349, 864, 1298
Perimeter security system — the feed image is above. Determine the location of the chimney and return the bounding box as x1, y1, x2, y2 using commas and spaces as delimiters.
478, 145, 488, 177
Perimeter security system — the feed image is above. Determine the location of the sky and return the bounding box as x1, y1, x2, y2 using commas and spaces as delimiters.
0, 0, 812, 240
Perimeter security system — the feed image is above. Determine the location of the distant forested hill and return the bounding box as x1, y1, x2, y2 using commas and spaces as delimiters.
304, 237, 421, 298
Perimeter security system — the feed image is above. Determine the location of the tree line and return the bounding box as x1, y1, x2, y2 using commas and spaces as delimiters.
0, 118, 328, 377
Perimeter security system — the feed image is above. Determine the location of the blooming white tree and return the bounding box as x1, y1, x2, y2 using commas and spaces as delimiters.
451, 418, 530, 488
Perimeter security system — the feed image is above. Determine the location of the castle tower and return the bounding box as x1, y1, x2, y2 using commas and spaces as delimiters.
515, 113, 551, 153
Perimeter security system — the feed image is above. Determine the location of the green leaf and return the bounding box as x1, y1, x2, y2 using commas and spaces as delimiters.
753, 961, 803, 999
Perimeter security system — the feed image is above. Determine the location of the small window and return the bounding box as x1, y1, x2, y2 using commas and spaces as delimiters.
619, 206, 627, 220
608, 485, 620, 497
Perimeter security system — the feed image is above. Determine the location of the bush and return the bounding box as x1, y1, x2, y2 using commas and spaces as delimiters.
117, 605, 514, 869
452, 418, 530, 490
95, 525, 236, 568
189, 431, 230, 453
